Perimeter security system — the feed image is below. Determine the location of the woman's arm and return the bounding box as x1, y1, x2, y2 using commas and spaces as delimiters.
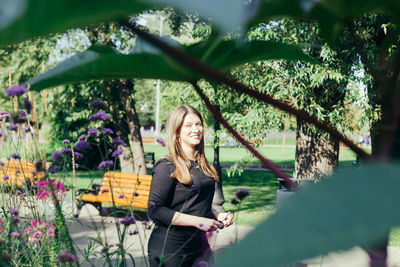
171, 212, 223, 232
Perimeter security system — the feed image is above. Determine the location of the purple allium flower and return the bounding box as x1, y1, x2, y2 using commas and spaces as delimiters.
120, 216, 136, 226
62, 139, 70, 145
8, 123, 18, 131
118, 194, 124, 199
34, 159, 44, 172
88, 111, 108, 121
156, 137, 166, 147
102, 128, 114, 135
56, 249, 78, 263
112, 138, 124, 146
49, 165, 59, 173
73, 152, 83, 159
88, 128, 98, 136
98, 160, 113, 170
62, 148, 72, 155
149, 201, 155, 207
16, 190, 22, 195
115, 220, 121, 226
5, 85, 27, 96
133, 191, 139, 197
78, 134, 86, 141
235, 188, 250, 201
51, 150, 63, 162
11, 112, 26, 124
24, 97, 32, 114
10, 153, 21, 160
230, 198, 240, 205
74, 163, 79, 169
74, 141, 91, 151
0, 111, 9, 121
89, 99, 108, 110
112, 149, 123, 157
10, 209, 19, 217
12, 216, 19, 224
3, 175, 9, 180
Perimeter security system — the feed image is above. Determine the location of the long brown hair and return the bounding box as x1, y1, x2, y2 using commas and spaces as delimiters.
165, 105, 218, 184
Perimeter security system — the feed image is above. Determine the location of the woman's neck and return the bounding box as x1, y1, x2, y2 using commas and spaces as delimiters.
181, 145, 196, 160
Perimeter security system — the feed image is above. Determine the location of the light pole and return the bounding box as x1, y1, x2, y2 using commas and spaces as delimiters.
155, 15, 163, 136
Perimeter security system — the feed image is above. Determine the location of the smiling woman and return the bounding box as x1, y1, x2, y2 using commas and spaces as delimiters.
147, 105, 233, 267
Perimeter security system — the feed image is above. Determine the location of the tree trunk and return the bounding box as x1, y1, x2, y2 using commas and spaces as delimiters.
293, 118, 339, 180
104, 79, 146, 174
118, 79, 147, 174
212, 105, 225, 213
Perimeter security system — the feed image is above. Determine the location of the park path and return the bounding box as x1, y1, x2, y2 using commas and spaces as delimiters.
68, 205, 400, 267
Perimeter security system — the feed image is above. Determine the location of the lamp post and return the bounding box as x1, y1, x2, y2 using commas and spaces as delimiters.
154, 15, 163, 136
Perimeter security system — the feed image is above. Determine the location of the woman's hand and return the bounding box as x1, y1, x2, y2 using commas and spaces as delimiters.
195, 217, 224, 232
217, 212, 234, 227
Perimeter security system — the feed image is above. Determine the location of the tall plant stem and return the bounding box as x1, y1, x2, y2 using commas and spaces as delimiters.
122, 21, 370, 160
191, 82, 296, 187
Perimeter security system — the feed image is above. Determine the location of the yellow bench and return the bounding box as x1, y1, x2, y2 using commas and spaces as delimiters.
142, 136, 156, 143
74, 171, 152, 218
0, 160, 48, 188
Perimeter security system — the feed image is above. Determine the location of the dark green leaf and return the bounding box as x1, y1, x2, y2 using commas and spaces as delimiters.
25, 45, 193, 90
216, 164, 400, 267
26, 38, 318, 91
185, 39, 320, 69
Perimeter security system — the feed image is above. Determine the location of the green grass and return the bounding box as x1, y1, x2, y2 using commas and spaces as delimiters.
143, 144, 358, 167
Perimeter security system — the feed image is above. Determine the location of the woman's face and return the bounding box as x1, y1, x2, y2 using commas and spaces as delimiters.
179, 113, 203, 149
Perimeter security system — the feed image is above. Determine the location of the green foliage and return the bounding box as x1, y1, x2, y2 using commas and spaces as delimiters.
216, 164, 400, 266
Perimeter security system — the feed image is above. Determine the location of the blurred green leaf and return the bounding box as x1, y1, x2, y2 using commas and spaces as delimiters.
216, 164, 400, 267
247, 0, 400, 45
26, 38, 318, 91
0, 0, 26, 30
151, 0, 251, 33
0, 0, 153, 45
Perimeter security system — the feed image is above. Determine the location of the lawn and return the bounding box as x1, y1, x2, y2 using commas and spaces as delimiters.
143, 143, 358, 167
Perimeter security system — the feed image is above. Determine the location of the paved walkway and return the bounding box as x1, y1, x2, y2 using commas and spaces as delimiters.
67, 205, 400, 266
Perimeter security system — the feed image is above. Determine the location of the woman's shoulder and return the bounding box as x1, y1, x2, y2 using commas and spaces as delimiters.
154, 156, 175, 170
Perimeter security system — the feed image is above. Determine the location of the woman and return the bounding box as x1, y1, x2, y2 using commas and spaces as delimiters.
147, 105, 233, 267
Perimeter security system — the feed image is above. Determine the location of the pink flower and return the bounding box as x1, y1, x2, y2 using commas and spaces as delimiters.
56, 181, 65, 192
37, 190, 50, 200
37, 180, 48, 188
10, 232, 19, 237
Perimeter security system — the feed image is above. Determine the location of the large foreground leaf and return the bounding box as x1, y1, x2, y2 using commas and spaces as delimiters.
0, 0, 153, 45
216, 164, 400, 267
25, 38, 317, 91
0, 0, 252, 46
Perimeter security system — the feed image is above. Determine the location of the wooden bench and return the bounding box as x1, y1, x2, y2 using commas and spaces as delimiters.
0, 160, 48, 188
74, 171, 152, 218
142, 136, 156, 143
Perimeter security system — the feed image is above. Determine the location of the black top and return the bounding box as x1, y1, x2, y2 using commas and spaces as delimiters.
148, 158, 216, 228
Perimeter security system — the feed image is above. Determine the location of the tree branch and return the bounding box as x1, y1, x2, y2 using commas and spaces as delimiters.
191, 81, 297, 188
122, 20, 370, 159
